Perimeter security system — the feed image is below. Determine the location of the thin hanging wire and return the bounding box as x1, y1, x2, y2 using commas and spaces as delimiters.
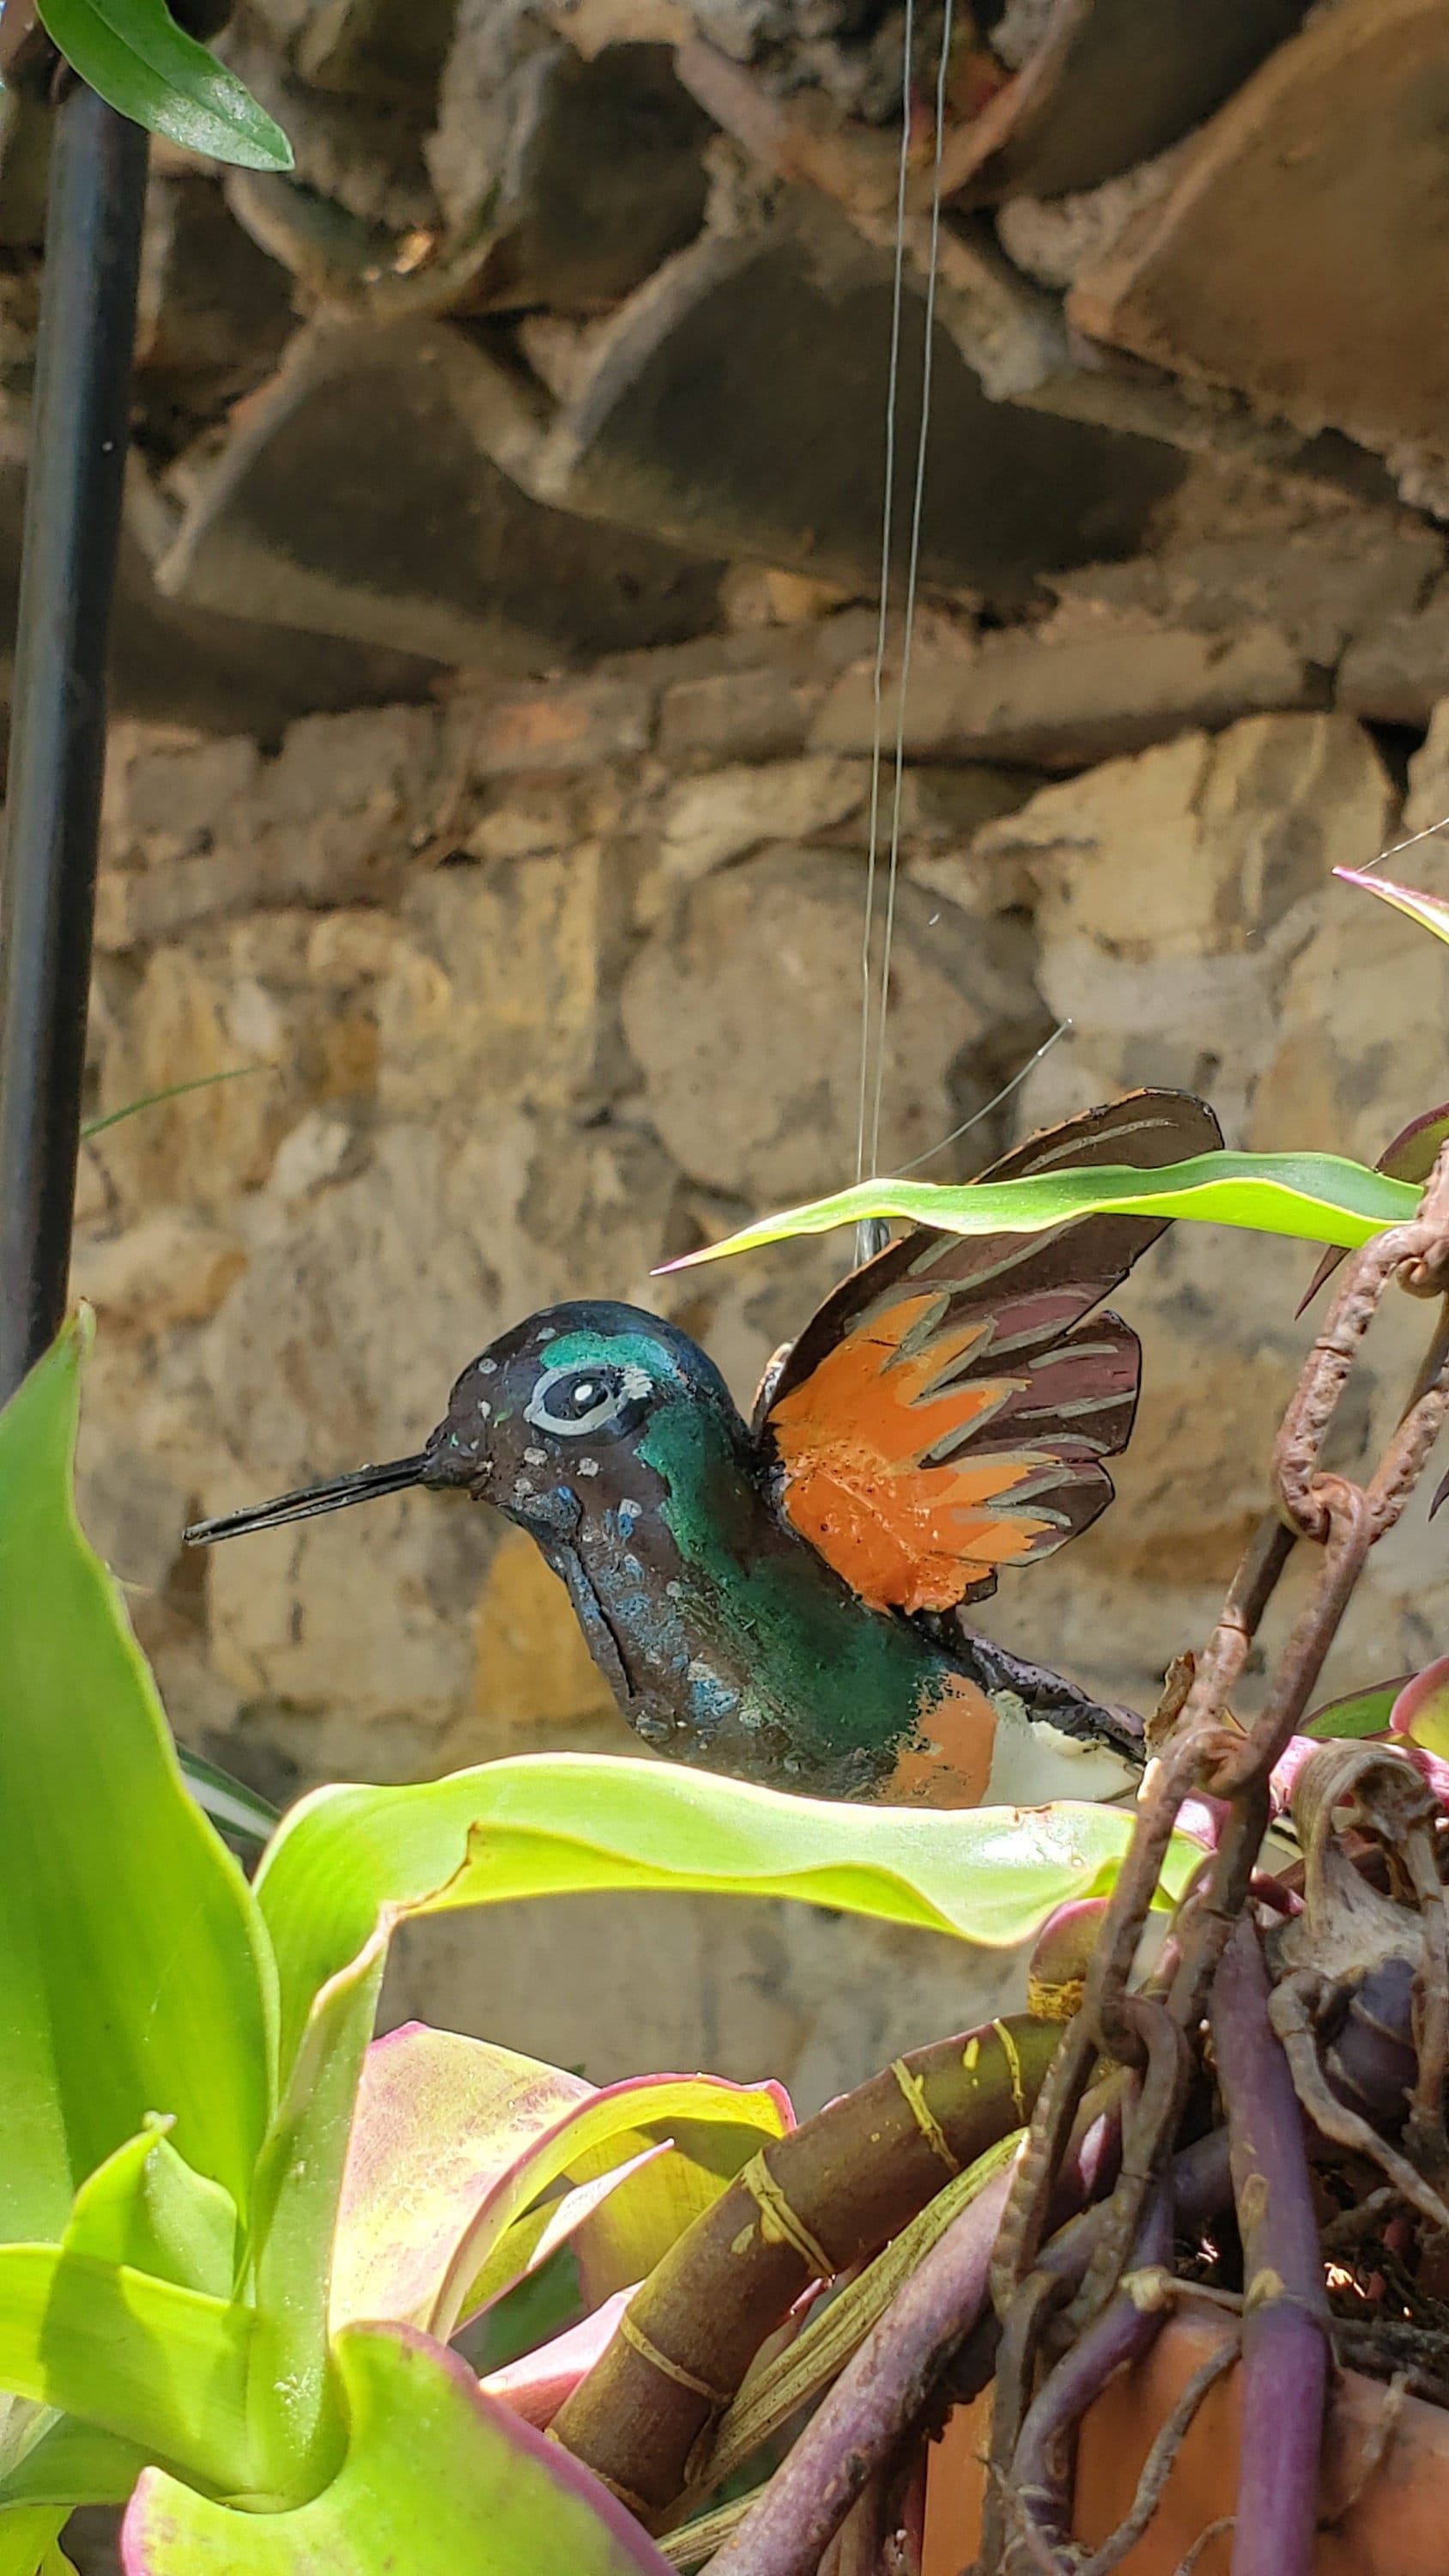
894, 1018, 1072, 1177
1357, 806, 1449, 873
852, 0, 916, 1265
866, 0, 954, 1195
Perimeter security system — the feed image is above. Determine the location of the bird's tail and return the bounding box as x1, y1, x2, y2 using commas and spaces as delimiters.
948, 1619, 1146, 1767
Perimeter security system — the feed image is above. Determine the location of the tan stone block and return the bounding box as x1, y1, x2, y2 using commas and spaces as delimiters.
658, 756, 868, 881
76, 1449, 190, 1601
269, 1110, 354, 1206
73, 1142, 109, 1230
657, 665, 819, 765
1023, 938, 1275, 1143
305, 909, 409, 985
102, 722, 259, 860
95, 849, 270, 950
88, 944, 287, 1213
470, 1525, 615, 1735
73, 1211, 246, 1329
1067, 0, 1449, 467
1340, 586, 1449, 730
94, 872, 139, 953
384, 1897, 1022, 2111
984, 713, 1391, 961
317, 1013, 380, 1103
1059, 520, 1443, 671
810, 623, 1312, 769
1248, 891, 1449, 1167
377, 844, 628, 1117
248, 704, 445, 833
761, 568, 855, 623
464, 779, 585, 861
203, 1493, 481, 1732
622, 846, 1041, 1201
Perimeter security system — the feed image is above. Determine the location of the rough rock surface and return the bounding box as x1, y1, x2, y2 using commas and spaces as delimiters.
63, 562, 1449, 2093
1067, 0, 1449, 485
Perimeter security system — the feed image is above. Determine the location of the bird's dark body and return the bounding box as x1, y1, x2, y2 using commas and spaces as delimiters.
187, 1090, 1223, 1810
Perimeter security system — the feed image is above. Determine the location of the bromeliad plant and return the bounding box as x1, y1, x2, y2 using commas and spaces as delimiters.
0, 1315, 1179, 2574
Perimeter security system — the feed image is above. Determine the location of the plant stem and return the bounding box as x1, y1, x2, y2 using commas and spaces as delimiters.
1208, 1919, 1329, 2576
554, 2014, 1062, 2526
704, 2163, 1015, 2575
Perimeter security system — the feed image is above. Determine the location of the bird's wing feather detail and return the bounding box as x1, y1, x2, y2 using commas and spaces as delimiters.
758, 1089, 1222, 1616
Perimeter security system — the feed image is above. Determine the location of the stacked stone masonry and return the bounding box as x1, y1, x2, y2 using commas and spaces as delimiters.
65, 506, 1449, 2098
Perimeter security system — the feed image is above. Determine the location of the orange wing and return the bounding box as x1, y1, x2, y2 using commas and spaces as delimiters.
757, 1090, 1222, 1617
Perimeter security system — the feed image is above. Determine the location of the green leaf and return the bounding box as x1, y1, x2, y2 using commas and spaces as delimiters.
653, 1150, 1422, 1273
124, 2324, 676, 2573
0, 2245, 253, 2495
242, 1924, 390, 2504
34, 0, 293, 171
331, 2026, 792, 2339
330, 2030, 591, 2339
515, 2151, 669, 2311
1296, 1103, 1449, 1312
1301, 1680, 1411, 1741
0, 2417, 149, 2512
1336, 866, 1449, 951
470, 2085, 792, 2320
0, 1321, 275, 2243
0, 2509, 67, 2576
64, 2125, 236, 2300
472, 2247, 585, 2379
256, 1752, 1198, 2084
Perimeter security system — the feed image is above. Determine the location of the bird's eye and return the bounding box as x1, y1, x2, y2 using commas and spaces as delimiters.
525, 1363, 642, 1440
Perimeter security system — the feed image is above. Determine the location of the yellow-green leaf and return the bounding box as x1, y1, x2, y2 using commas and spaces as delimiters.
124, 2324, 674, 2573
1392, 1656, 1449, 1760
256, 1753, 1198, 2085
330, 2023, 793, 2338
653, 1150, 1421, 1273
0, 1322, 275, 2241
1335, 866, 1449, 950
0, 2246, 252, 2495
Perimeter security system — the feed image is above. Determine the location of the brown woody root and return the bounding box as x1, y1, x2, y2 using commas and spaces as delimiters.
550, 2011, 1064, 2526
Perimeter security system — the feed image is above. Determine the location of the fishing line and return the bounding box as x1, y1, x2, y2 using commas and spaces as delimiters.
867, 0, 954, 1193
853, 0, 916, 1230
893, 1018, 1073, 1177
1356, 805, 1449, 873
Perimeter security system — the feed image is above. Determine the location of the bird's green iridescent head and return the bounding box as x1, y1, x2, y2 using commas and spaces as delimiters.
417, 1302, 748, 1532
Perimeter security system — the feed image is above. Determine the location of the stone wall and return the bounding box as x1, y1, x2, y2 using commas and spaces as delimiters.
70, 494, 1449, 2103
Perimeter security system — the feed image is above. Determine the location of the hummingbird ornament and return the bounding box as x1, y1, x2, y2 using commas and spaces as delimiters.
186, 1090, 1220, 1811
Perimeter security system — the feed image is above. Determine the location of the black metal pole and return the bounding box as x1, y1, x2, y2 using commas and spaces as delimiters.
0, 80, 148, 1404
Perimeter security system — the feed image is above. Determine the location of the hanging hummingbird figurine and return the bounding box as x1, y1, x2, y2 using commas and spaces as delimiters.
186, 1090, 1220, 1810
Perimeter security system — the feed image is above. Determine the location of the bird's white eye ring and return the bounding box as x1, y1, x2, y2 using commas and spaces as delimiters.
525, 1363, 633, 1439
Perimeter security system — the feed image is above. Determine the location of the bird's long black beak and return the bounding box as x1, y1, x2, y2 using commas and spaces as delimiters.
183, 1453, 433, 1547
